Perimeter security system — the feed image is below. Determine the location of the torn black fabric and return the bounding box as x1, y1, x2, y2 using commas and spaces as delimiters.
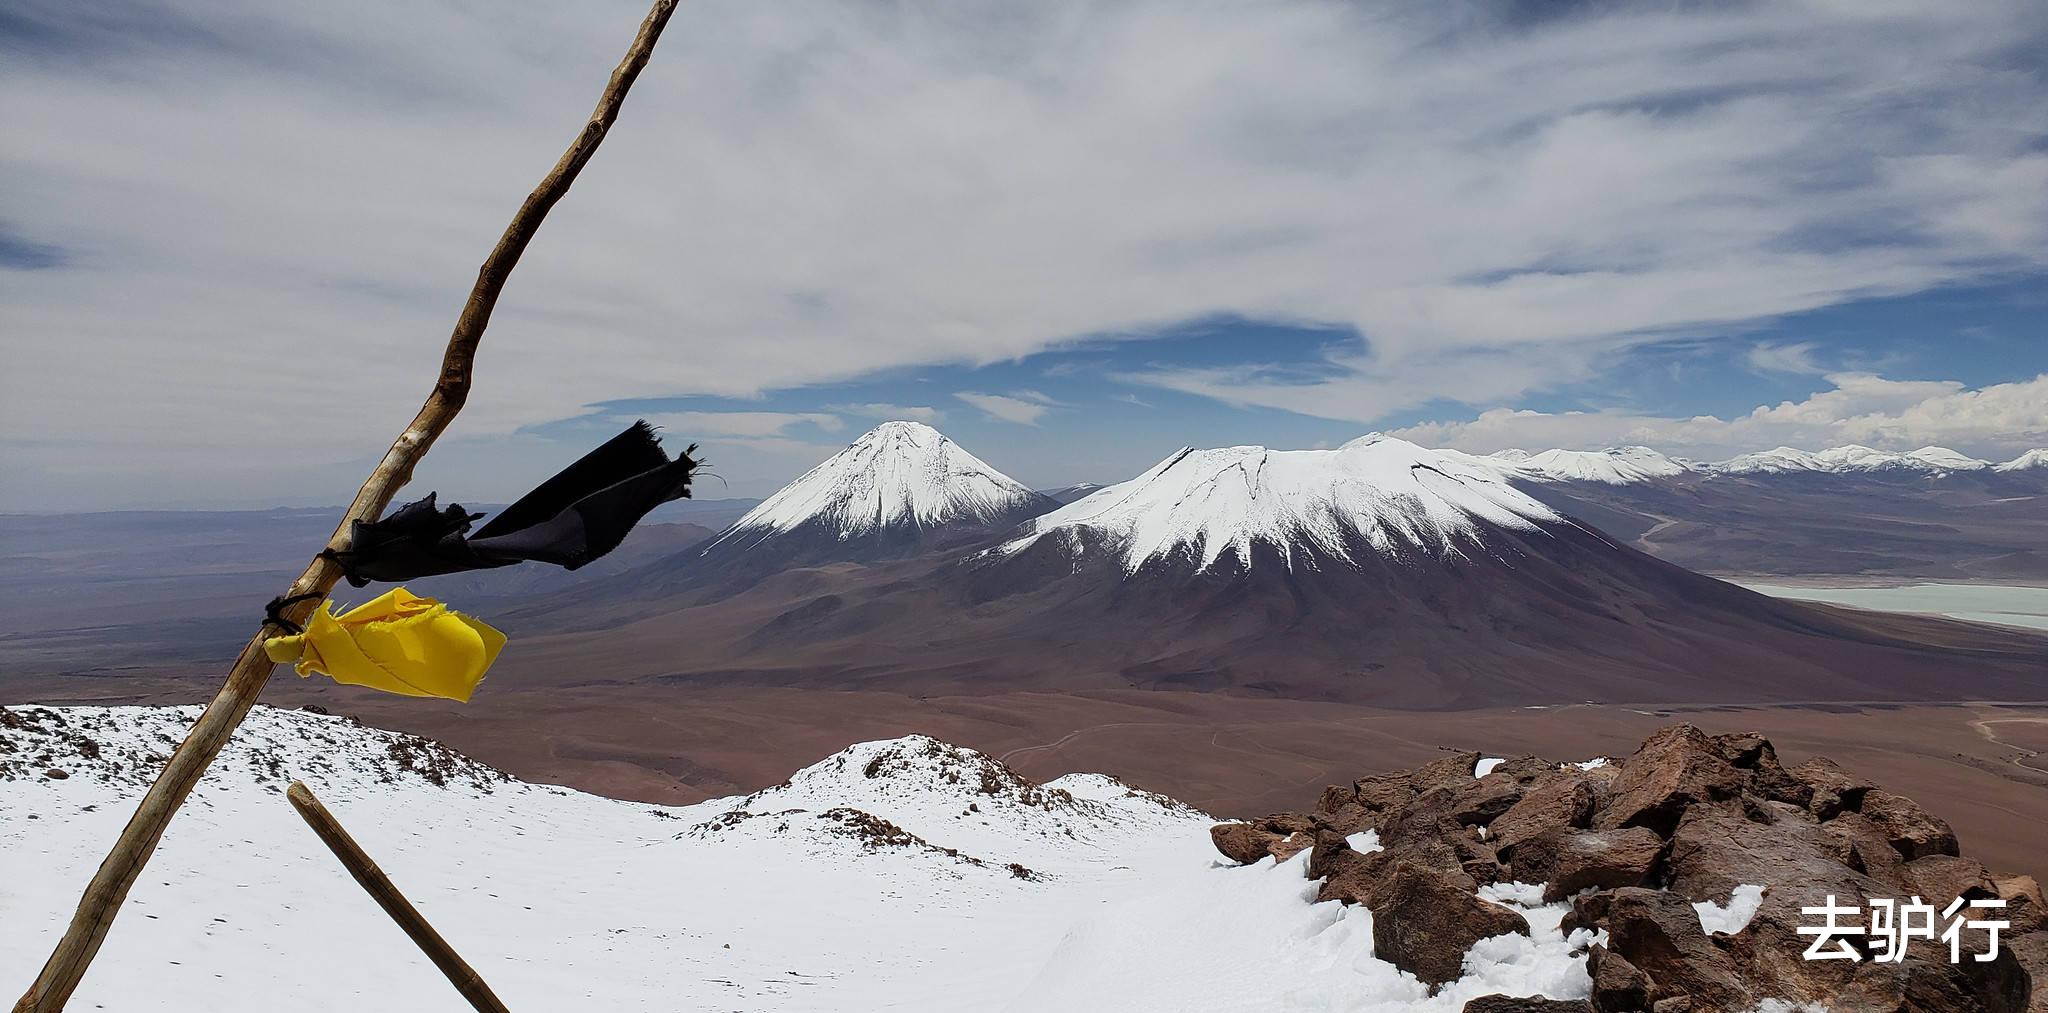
324, 421, 698, 587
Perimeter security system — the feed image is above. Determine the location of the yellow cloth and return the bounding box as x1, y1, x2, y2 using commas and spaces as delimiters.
263, 588, 505, 702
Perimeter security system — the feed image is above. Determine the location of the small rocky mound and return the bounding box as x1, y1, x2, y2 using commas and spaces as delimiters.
763, 734, 1090, 813
0, 704, 508, 794
1210, 725, 2047, 1010
686, 734, 1206, 878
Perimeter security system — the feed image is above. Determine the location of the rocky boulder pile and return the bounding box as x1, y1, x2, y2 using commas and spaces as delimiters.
1209, 724, 2047, 1012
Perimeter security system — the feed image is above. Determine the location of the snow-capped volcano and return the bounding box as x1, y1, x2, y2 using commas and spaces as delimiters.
718, 421, 1045, 543
995, 435, 1560, 575
689, 422, 1055, 573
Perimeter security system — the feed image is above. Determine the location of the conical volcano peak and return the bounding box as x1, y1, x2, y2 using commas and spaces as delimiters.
709, 422, 1050, 557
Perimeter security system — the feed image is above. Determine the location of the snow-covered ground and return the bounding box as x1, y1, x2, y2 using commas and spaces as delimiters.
3, 705, 1605, 1012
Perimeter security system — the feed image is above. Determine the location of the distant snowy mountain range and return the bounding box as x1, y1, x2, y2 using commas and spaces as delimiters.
1451, 442, 2045, 484
671, 424, 2045, 568
3, 704, 1602, 1011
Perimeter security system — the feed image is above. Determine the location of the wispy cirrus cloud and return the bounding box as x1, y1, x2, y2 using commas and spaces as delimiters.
830, 403, 942, 425
1745, 342, 1826, 376
956, 391, 1061, 426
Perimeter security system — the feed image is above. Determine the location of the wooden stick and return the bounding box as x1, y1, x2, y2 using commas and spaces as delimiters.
14, 4, 678, 1009
284, 782, 512, 1013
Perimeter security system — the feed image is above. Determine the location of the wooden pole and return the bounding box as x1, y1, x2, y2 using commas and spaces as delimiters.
14, 4, 679, 1009
284, 782, 512, 1013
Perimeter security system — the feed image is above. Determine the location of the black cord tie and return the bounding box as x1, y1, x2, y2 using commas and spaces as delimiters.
264, 592, 325, 635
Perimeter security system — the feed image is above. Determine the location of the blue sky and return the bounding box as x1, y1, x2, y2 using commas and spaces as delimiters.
508, 276, 2048, 497
2, 1, 2045, 508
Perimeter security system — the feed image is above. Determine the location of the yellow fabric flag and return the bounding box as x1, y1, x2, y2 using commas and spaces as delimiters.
263, 588, 505, 702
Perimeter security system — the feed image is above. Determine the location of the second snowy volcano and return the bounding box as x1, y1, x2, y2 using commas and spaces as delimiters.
995, 435, 1559, 575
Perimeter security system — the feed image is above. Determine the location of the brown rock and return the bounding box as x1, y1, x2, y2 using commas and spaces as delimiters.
1369, 862, 1529, 987
2006, 930, 2048, 1013
1461, 996, 1592, 1012
1307, 829, 1354, 880
1451, 771, 1544, 827
1490, 777, 1596, 851
1835, 951, 2034, 1013
1668, 803, 1888, 912
1405, 751, 1483, 794
1587, 944, 1651, 1013
1210, 822, 1281, 865
1270, 831, 1315, 863
1562, 890, 1611, 936
1821, 811, 1910, 892
1993, 875, 2048, 934
1595, 725, 1746, 836
1315, 846, 1394, 906
1859, 789, 1960, 860
1316, 783, 1357, 814
1313, 785, 1375, 835
1603, 887, 1752, 1012
1379, 792, 1491, 881
1789, 756, 1875, 819
1314, 802, 1374, 835
1904, 854, 1996, 907
1253, 811, 1317, 836
1355, 771, 1419, 815
1705, 818, 1905, 1009
1508, 827, 1666, 903
1710, 732, 1813, 809
1495, 755, 1560, 779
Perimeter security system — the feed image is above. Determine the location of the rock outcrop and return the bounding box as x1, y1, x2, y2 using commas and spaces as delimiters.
1207, 726, 2043, 1010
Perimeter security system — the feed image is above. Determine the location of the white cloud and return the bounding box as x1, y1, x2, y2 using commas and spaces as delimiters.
1745, 342, 1825, 375
1, 1, 2045, 506
956, 392, 1052, 426
1386, 373, 2048, 459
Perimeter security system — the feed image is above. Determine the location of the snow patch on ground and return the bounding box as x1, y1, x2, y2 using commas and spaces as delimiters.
1014, 851, 1596, 1011
1695, 883, 1767, 935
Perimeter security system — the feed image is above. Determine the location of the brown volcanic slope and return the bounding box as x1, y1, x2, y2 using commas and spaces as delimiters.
501, 512, 2048, 710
